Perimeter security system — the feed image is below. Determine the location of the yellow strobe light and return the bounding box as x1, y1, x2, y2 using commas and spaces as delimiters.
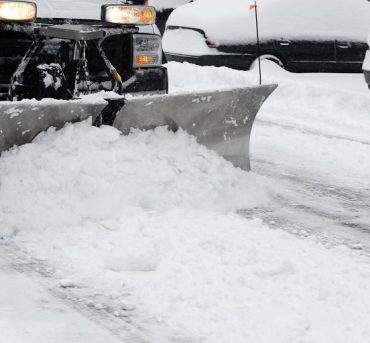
0, 1, 36, 22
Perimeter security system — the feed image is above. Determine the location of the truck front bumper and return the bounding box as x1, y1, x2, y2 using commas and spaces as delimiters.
123, 67, 168, 94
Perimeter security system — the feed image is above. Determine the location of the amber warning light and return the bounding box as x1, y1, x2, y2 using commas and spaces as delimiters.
135, 54, 159, 66
102, 5, 156, 25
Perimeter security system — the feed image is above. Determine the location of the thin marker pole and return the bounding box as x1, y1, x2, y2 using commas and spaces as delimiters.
253, 1, 262, 85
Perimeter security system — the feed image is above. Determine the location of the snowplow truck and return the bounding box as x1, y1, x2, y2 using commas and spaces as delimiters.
0, 0, 276, 171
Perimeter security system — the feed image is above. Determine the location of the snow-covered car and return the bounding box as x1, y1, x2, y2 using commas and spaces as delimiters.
163, 0, 370, 73
149, 0, 193, 34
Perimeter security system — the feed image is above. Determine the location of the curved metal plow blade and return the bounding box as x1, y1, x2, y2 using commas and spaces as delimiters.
0, 100, 106, 153
113, 84, 277, 171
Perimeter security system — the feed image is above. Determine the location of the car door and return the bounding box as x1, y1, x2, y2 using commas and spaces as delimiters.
335, 40, 368, 73
274, 38, 336, 72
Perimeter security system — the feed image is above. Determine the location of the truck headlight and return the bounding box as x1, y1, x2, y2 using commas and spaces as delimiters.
133, 34, 162, 68
101, 5, 156, 25
0, 1, 36, 22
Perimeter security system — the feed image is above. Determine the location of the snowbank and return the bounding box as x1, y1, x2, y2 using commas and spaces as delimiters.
0, 121, 267, 237
167, 0, 370, 43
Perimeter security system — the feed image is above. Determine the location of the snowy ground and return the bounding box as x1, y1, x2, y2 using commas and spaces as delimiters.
0, 253, 122, 343
1, 61, 370, 343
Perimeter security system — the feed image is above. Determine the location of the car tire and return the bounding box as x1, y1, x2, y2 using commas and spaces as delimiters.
250, 54, 285, 69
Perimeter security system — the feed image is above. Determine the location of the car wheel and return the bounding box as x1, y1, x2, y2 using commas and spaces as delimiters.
250, 54, 285, 69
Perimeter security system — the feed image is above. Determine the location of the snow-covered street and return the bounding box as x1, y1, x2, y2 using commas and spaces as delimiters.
0, 250, 122, 343
1, 61, 370, 343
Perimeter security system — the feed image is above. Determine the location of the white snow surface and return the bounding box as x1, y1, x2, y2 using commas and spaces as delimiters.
363, 50, 370, 71
167, 0, 370, 44
34, 0, 121, 19
1, 62, 370, 342
163, 27, 218, 56
33, 0, 189, 19
149, 0, 192, 11
0, 263, 120, 343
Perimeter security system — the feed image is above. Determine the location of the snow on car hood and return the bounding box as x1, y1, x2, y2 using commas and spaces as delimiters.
149, 0, 192, 12
167, 0, 370, 45
34, 0, 123, 19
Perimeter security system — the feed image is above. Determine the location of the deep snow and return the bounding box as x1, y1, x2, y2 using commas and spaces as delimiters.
1, 60, 370, 342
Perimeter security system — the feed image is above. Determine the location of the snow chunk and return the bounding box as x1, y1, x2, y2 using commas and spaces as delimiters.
59, 278, 77, 288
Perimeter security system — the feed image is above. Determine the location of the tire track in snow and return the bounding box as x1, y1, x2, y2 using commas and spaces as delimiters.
244, 158, 370, 253
256, 118, 370, 146
246, 118, 370, 251
0, 240, 162, 343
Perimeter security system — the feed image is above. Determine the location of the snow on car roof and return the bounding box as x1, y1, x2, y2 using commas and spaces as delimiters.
167, 0, 370, 44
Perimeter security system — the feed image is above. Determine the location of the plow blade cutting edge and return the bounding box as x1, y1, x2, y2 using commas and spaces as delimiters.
0, 99, 107, 153
0, 84, 277, 170
112, 84, 277, 170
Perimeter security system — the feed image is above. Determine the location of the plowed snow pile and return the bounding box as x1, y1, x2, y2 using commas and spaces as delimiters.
0, 121, 266, 233
1, 118, 370, 342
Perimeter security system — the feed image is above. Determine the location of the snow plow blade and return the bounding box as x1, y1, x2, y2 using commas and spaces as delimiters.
0, 100, 106, 153
112, 84, 277, 170
0, 85, 276, 171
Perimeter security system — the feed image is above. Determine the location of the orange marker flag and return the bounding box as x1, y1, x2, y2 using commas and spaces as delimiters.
249, 4, 256, 10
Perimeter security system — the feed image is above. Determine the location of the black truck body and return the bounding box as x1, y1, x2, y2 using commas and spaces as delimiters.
0, 7, 168, 101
